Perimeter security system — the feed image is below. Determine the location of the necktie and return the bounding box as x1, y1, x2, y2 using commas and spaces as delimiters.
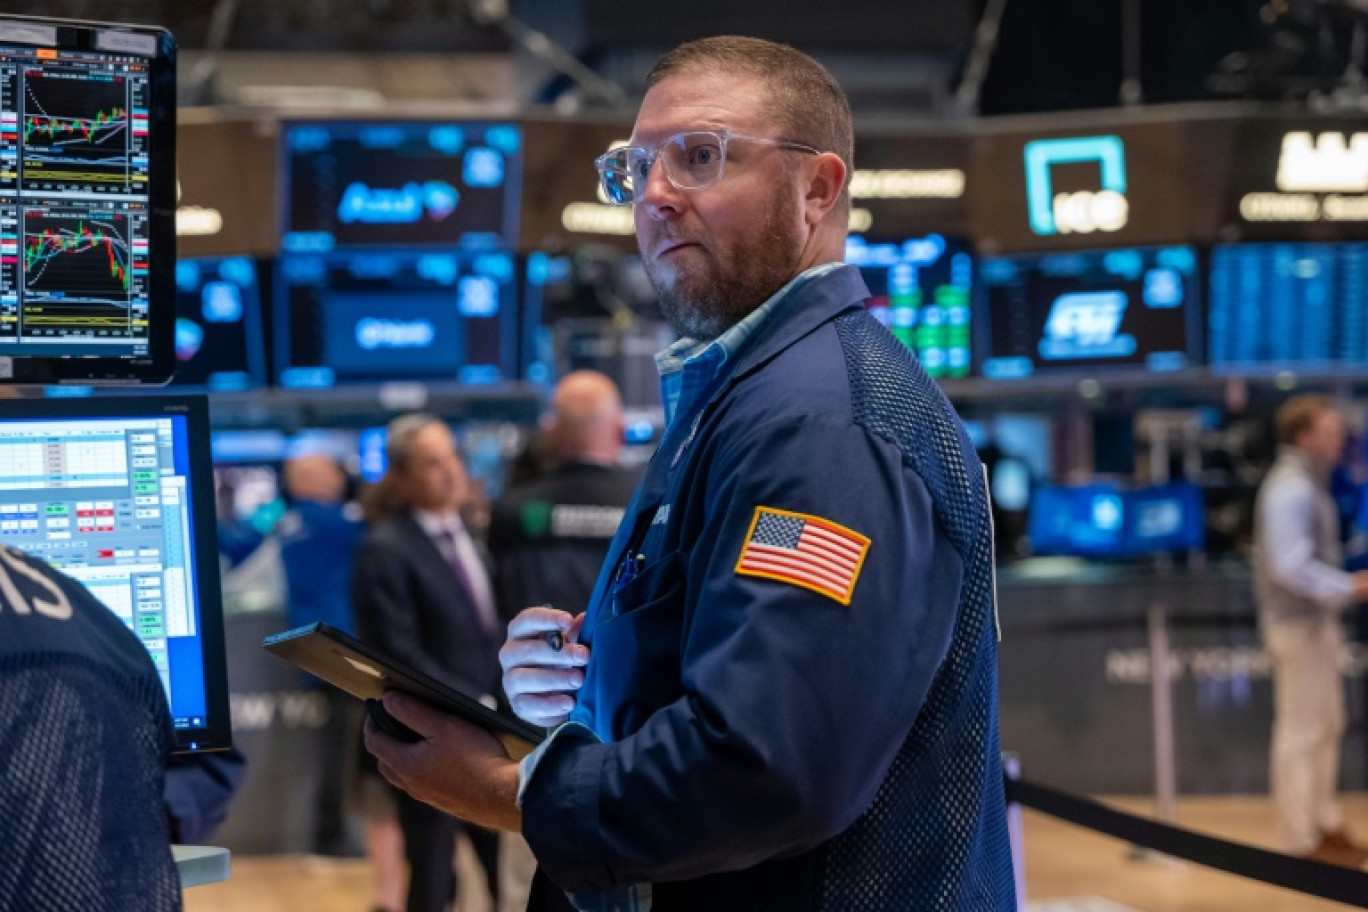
438, 526, 499, 634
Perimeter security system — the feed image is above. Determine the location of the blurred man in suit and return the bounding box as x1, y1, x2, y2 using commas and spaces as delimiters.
352, 415, 502, 912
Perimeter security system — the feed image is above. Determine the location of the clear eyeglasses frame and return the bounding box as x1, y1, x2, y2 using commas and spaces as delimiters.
594, 129, 822, 206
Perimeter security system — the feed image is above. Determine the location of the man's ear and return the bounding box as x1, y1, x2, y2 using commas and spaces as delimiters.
802, 152, 848, 224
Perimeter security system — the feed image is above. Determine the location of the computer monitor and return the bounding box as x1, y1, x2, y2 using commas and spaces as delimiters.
1209, 242, 1368, 372
173, 257, 266, 391
274, 248, 519, 388
0, 15, 177, 384
281, 120, 522, 252
0, 395, 230, 752
977, 246, 1202, 380
1028, 481, 1204, 558
847, 234, 973, 379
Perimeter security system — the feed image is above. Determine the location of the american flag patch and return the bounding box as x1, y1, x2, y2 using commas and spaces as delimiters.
734, 507, 871, 605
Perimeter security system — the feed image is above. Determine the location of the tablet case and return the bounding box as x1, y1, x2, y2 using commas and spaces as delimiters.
262, 622, 544, 761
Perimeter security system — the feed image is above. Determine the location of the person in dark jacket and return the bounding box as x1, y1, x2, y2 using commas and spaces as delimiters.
280, 452, 365, 856
352, 415, 502, 912
0, 544, 181, 912
365, 36, 1015, 911
489, 370, 639, 625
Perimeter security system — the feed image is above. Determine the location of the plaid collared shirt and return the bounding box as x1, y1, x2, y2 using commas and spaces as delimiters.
656, 262, 844, 429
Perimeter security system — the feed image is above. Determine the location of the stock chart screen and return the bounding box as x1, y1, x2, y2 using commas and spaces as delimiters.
282, 120, 522, 252
0, 36, 157, 360
977, 246, 1202, 380
274, 249, 519, 388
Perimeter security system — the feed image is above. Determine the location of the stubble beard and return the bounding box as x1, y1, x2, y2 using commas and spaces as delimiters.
645, 193, 804, 341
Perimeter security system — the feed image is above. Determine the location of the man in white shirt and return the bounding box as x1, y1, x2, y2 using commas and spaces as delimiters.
1254, 394, 1368, 868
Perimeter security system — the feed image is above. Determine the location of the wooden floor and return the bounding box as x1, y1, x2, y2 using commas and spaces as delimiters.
184, 794, 1368, 912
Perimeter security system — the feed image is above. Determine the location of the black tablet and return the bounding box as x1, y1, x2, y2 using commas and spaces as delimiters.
263, 622, 544, 760
0, 14, 177, 384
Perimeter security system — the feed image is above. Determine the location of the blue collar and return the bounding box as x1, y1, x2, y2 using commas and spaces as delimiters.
655, 263, 845, 426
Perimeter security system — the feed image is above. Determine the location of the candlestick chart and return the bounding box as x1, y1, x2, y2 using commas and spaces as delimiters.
19, 70, 144, 193
17, 207, 147, 339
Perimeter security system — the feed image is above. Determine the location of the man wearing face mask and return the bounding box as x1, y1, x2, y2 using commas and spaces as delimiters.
364, 37, 1014, 911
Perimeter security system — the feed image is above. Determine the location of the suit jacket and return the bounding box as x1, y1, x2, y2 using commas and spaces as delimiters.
351, 510, 503, 700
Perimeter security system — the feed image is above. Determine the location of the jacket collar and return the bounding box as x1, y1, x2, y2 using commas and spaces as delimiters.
725, 263, 870, 382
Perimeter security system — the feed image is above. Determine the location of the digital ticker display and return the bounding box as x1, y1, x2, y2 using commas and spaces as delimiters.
0, 37, 157, 360
848, 234, 973, 379
1209, 243, 1368, 372
977, 246, 1202, 380
282, 120, 522, 252
275, 249, 518, 388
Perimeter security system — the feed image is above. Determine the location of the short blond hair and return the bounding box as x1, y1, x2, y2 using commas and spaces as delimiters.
1274, 394, 1336, 446
646, 36, 853, 211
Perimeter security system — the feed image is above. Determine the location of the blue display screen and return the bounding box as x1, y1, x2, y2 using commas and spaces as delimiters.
172, 257, 266, 391
1209, 243, 1368, 372
0, 414, 209, 727
358, 427, 388, 483
275, 249, 518, 388
283, 121, 522, 251
978, 246, 1201, 380
848, 234, 974, 380
323, 293, 465, 378
1028, 481, 1204, 558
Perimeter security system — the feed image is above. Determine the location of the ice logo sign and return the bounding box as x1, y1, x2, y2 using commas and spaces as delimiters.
356, 318, 436, 350
337, 181, 460, 224
1039, 291, 1135, 360
1024, 136, 1129, 235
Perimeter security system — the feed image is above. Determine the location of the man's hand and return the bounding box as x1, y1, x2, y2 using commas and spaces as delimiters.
500, 605, 589, 728
1352, 570, 1368, 604
364, 691, 522, 832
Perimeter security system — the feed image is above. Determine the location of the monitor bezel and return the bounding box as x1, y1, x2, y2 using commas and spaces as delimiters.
0, 14, 177, 385
0, 393, 231, 752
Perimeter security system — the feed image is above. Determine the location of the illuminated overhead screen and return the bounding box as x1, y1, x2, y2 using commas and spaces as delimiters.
274, 248, 519, 388
171, 256, 266, 392
1209, 242, 1368, 372
281, 120, 522, 252
976, 245, 1203, 380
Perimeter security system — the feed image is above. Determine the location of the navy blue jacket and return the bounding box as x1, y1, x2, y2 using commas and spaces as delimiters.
280, 500, 363, 634
0, 545, 181, 911
521, 266, 1015, 910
